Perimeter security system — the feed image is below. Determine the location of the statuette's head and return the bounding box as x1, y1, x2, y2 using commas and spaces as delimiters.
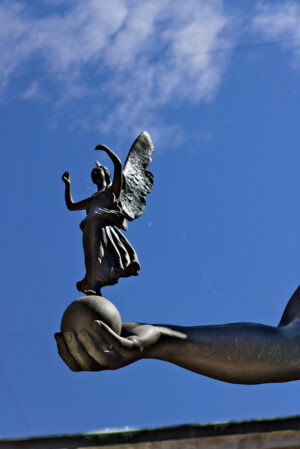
91, 161, 111, 189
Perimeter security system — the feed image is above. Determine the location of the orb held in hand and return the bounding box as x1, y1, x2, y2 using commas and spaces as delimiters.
61, 296, 122, 348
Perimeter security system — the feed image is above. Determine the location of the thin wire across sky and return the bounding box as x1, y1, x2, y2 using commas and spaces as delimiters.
1, 37, 299, 84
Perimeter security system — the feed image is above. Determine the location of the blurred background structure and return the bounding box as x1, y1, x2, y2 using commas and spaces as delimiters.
1, 416, 300, 449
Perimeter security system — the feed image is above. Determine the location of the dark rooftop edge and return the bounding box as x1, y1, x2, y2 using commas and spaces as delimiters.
1, 415, 300, 448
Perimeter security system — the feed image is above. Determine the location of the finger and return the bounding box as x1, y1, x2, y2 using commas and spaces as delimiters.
78, 331, 121, 368
93, 321, 138, 351
54, 333, 81, 372
157, 327, 187, 340
63, 331, 101, 371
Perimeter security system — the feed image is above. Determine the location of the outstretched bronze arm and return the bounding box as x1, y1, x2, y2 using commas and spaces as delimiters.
55, 286, 300, 384
62, 171, 90, 211
95, 145, 122, 198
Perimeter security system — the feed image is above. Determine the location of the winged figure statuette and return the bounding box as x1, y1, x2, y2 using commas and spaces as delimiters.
62, 132, 154, 296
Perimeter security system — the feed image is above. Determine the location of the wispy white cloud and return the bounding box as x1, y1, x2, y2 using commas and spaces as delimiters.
0, 0, 126, 75
251, 1, 300, 66
20, 81, 40, 99
0, 0, 236, 142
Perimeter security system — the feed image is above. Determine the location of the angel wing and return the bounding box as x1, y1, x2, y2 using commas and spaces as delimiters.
120, 131, 154, 221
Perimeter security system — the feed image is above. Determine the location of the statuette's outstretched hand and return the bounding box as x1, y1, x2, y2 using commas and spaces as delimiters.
62, 171, 70, 184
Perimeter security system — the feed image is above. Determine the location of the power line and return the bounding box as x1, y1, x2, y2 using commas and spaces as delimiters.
1, 37, 299, 84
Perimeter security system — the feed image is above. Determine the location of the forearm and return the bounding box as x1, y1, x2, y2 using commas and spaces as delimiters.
108, 151, 122, 196
143, 323, 300, 384
64, 183, 89, 211
109, 150, 122, 168
94, 145, 122, 196
97, 145, 122, 169
64, 183, 74, 209
109, 152, 122, 179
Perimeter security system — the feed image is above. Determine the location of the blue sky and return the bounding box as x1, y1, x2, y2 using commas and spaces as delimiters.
1, 0, 300, 439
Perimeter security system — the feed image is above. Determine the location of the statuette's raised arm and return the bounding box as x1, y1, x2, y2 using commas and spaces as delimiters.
62, 171, 90, 211
95, 145, 122, 198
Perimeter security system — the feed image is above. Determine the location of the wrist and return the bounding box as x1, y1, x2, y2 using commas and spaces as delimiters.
142, 340, 163, 360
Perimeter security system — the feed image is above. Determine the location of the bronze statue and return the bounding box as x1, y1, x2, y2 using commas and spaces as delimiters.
62, 132, 154, 296
55, 286, 300, 384
56, 131, 300, 385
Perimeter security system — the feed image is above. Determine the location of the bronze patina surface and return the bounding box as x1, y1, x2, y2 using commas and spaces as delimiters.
61, 131, 154, 296
56, 132, 300, 384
